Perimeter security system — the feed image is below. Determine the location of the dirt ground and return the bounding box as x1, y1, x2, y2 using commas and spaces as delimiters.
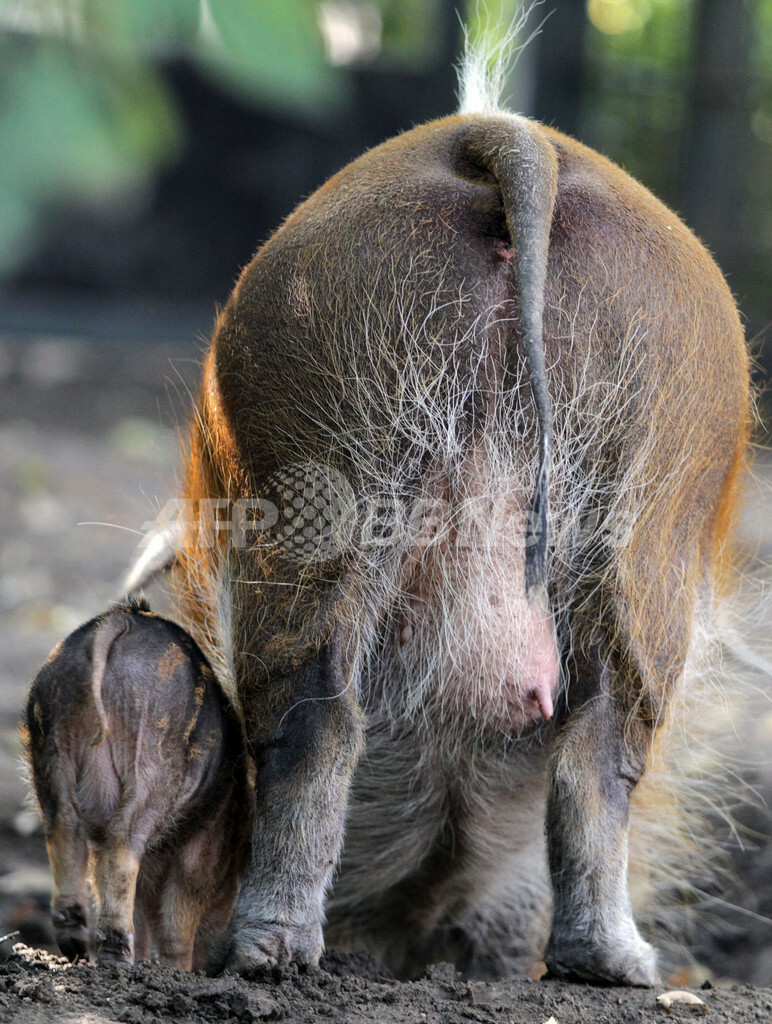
4, 944, 772, 1024
1, 317, 771, 1022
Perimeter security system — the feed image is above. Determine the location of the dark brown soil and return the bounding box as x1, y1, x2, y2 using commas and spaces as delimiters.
2, 944, 772, 1024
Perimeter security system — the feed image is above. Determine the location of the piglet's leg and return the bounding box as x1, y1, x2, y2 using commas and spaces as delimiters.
544, 660, 657, 986
47, 818, 91, 961
133, 907, 152, 963
175, 822, 245, 971
194, 893, 235, 972
155, 892, 200, 971
93, 842, 140, 964
152, 835, 224, 970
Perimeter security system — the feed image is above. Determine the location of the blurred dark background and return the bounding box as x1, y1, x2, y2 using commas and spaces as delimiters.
0, 0, 770, 378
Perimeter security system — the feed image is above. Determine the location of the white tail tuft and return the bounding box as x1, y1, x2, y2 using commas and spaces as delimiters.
457, 2, 548, 115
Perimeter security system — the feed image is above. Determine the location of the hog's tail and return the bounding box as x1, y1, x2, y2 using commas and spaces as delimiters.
90, 613, 131, 747
463, 117, 559, 600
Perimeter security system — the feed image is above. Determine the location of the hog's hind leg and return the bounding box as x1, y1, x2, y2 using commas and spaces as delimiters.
214, 560, 366, 975
544, 654, 659, 986
541, 431, 722, 987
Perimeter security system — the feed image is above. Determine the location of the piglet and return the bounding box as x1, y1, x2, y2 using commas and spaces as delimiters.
23, 597, 251, 969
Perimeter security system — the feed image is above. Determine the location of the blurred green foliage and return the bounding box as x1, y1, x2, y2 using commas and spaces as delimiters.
369, 0, 441, 61
0, 0, 340, 274
0, 0, 770, 291
0, 31, 179, 274
195, 0, 341, 107
583, 0, 696, 198
582, 0, 771, 326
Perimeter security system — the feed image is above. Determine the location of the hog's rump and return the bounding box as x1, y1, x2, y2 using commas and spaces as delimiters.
175, 111, 749, 980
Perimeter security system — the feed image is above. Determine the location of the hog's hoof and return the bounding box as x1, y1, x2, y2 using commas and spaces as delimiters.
52, 905, 89, 962
94, 927, 134, 966
544, 933, 659, 987
208, 921, 323, 977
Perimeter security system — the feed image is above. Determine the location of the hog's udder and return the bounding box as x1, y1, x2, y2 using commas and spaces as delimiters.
396, 489, 560, 735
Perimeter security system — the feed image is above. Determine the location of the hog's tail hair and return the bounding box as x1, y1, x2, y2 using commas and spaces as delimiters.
464, 117, 558, 596
456, 2, 547, 115
90, 614, 131, 747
